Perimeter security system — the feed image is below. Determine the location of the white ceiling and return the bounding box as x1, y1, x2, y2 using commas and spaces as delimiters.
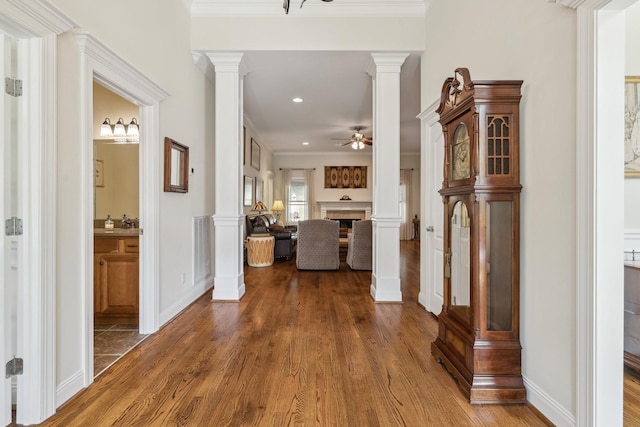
242, 50, 422, 154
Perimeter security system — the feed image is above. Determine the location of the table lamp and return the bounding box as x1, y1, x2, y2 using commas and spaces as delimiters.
251, 201, 268, 214
271, 200, 285, 221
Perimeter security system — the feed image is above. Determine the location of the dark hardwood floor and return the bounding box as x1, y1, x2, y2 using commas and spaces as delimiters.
29, 241, 554, 426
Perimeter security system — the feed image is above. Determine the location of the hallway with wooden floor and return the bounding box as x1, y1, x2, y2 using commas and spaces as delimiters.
32, 241, 550, 426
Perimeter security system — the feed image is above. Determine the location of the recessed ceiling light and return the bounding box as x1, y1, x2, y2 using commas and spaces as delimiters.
302, 141, 309, 145
292, 97, 303, 103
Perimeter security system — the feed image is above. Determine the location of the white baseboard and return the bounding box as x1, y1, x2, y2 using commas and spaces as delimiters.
160, 280, 213, 326
524, 375, 575, 427
55, 369, 84, 408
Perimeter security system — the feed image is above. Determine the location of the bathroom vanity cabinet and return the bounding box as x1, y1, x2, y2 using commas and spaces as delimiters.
625, 263, 640, 372
94, 234, 139, 324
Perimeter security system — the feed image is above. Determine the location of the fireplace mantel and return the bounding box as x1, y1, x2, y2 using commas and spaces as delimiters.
317, 201, 372, 220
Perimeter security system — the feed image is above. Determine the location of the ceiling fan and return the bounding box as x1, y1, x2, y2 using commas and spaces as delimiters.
283, 0, 333, 15
332, 126, 373, 150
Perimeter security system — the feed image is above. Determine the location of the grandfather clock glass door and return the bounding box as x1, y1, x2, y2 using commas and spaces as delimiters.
449, 201, 470, 325
431, 68, 525, 404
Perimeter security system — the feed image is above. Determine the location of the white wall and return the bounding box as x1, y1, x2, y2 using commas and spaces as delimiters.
191, 17, 425, 52
421, 0, 576, 423
52, 0, 215, 403
243, 117, 274, 216
626, 2, 640, 234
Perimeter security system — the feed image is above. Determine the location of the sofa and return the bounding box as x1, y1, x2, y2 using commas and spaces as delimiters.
246, 213, 296, 260
346, 219, 372, 270
296, 219, 340, 270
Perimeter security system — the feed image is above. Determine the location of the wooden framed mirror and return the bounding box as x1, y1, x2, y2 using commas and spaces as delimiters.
164, 137, 189, 193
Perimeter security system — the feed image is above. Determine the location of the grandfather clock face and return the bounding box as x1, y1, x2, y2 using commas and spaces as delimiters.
452, 123, 471, 180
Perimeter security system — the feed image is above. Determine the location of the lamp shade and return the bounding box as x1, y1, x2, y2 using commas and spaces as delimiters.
252, 201, 268, 213
271, 200, 285, 211
113, 118, 127, 137
127, 118, 139, 137
100, 118, 113, 137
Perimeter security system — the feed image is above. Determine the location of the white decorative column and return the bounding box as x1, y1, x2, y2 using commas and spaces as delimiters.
207, 52, 247, 300
367, 53, 408, 302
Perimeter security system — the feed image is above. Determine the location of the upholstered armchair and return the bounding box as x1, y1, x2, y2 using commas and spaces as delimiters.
296, 219, 340, 270
346, 219, 372, 270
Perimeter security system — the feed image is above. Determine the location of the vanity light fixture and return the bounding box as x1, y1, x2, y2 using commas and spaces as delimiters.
100, 117, 140, 142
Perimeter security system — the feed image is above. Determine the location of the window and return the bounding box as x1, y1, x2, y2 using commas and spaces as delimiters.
283, 169, 314, 223
287, 177, 307, 222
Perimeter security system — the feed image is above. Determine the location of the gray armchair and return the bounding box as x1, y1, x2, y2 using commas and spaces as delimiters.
346, 220, 372, 270
296, 219, 340, 270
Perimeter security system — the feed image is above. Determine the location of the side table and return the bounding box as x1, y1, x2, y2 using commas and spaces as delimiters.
246, 235, 275, 267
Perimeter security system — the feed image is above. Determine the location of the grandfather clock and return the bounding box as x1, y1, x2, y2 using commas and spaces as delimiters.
430, 68, 525, 404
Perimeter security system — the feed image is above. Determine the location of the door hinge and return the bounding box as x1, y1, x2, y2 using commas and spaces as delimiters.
5, 357, 23, 378
5, 217, 23, 236
5, 77, 23, 97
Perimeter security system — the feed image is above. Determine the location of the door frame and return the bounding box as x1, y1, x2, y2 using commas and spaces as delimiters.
418, 99, 444, 314
73, 31, 169, 387
572, 0, 633, 424
0, 1, 74, 423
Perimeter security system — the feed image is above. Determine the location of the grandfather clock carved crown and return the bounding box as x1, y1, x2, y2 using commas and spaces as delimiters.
431, 68, 525, 404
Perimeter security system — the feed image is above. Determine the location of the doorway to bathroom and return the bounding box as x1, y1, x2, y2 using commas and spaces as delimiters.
92, 81, 147, 377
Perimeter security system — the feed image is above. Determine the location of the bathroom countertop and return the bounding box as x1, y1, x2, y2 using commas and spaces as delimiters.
625, 261, 640, 270
94, 228, 142, 237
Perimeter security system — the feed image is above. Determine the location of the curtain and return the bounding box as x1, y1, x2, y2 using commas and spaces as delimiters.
400, 169, 414, 240
282, 168, 292, 224
304, 168, 314, 220
280, 168, 314, 223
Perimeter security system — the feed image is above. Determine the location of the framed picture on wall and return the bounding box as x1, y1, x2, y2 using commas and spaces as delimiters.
243, 175, 254, 207
625, 76, 640, 177
251, 138, 260, 171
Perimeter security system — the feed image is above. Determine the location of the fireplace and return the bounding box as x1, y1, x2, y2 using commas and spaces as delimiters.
330, 218, 360, 229
317, 201, 372, 221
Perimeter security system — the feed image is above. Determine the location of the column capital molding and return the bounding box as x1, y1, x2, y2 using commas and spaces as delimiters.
204, 52, 249, 76
366, 52, 409, 77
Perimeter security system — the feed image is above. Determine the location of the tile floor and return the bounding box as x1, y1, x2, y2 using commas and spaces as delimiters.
93, 324, 148, 377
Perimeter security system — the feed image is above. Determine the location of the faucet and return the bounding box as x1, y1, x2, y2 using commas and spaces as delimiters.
121, 214, 138, 229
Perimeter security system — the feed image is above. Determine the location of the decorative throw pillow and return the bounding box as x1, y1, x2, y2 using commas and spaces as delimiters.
269, 224, 285, 232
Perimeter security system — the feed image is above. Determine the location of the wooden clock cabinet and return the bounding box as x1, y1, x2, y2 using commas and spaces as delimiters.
430, 68, 526, 404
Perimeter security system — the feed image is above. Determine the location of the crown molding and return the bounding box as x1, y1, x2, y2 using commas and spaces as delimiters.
0, 0, 76, 37
191, 0, 427, 18
73, 31, 169, 104
274, 150, 373, 157
547, 0, 589, 8
192, 51, 215, 84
